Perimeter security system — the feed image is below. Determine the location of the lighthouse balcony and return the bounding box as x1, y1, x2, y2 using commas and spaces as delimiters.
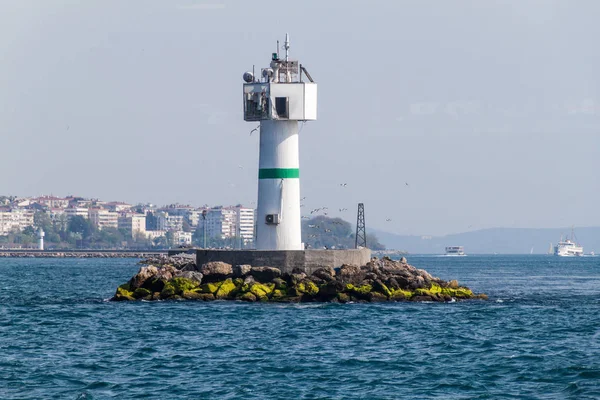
243, 82, 317, 121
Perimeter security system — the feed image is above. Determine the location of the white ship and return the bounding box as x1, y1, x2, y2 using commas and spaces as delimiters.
445, 246, 466, 256
554, 228, 583, 257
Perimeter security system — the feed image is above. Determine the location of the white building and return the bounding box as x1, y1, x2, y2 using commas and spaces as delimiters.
156, 212, 184, 232
146, 230, 167, 240
0, 208, 34, 235
31, 196, 70, 209
88, 209, 119, 230
118, 214, 147, 237
236, 206, 255, 244
173, 231, 193, 246
65, 207, 89, 219
0, 211, 21, 235
200, 206, 255, 244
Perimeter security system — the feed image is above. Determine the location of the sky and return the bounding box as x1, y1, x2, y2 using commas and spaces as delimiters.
0, 0, 598, 236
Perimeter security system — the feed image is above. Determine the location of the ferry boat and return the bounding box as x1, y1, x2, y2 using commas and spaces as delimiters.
445, 246, 466, 256
554, 228, 583, 257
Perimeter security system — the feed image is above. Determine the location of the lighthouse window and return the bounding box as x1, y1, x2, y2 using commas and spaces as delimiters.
275, 97, 289, 119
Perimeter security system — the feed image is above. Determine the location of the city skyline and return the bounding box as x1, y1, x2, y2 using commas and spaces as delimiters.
1, 0, 598, 236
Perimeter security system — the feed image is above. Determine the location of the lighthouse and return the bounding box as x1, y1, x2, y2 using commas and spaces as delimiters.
38, 228, 45, 251
243, 34, 317, 250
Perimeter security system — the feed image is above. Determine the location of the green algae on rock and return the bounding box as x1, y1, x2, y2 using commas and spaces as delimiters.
111, 256, 486, 303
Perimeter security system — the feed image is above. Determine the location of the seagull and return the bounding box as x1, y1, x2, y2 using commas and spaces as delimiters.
405, 182, 409, 187
250, 125, 259, 135
323, 212, 328, 216
301, 216, 310, 219
324, 229, 332, 233
301, 197, 306, 201
339, 208, 347, 212
340, 183, 347, 187
308, 224, 316, 228
300, 204, 305, 207
238, 165, 244, 169
386, 218, 392, 222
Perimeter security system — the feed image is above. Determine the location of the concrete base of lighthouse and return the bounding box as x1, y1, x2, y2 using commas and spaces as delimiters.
169, 248, 372, 275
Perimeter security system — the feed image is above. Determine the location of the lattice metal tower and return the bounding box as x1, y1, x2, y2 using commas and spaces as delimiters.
355, 203, 367, 249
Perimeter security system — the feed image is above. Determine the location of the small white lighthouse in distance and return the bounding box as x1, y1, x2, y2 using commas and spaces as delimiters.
38, 228, 45, 250
243, 34, 317, 250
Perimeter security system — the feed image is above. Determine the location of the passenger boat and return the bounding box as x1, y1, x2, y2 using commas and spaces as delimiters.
445, 246, 466, 256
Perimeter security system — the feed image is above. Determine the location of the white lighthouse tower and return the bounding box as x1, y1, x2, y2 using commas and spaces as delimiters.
243, 34, 317, 250
38, 228, 45, 250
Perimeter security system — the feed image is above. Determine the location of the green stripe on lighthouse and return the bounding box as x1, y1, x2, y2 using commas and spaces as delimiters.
259, 168, 300, 179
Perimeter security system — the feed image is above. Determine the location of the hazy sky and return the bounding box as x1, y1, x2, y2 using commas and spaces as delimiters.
1, 0, 598, 236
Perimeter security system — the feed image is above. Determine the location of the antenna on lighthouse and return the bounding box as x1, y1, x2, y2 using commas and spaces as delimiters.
284, 33, 291, 82
284, 33, 290, 61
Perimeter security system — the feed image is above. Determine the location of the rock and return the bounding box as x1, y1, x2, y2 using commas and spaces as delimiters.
200, 261, 233, 282
272, 277, 287, 290
215, 278, 237, 299
197, 293, 215, 301
232, 264, 252, 277
179, 263, 198, 272
337, 292, 351, 303
175, 271, 203, 284
142, 278, 165, 293
372, 279, 392, 298
249, 282, 274, 300
296, 280, 319, 296
156, 265, 178, 281
182, 290, 205, 300
239, 292, 257, 302
198, 281, 221, 294
129, 265, 158, 289
390, 289, 411, 301
312, 267, 335, 282
133, 287, 152, 299
270, 289, 286, 301
113, 285, 135, 301
411, 295, 434, 302
285, 272, 306, 285
249, 266, 281, 282
337, 264, 365, 284
368, 292, 388, 302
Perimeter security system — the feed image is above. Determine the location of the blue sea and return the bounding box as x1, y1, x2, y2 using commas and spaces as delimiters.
1, 255, 600, 399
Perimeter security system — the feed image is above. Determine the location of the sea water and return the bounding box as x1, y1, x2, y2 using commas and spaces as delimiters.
1, 255, 599, 399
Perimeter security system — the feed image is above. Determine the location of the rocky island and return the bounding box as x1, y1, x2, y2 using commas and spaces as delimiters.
112, 254, 486, 303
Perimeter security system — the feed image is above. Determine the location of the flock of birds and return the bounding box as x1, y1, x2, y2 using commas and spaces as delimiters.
296, 181, 411, 239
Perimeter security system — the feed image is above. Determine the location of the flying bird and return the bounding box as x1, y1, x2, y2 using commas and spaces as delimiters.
250, 125, 260, 135
324, 229, 332, 233
386, 218, 392, 222
340, 183, 347, 187
405, 182, 409, 187
339, 208, 347, 212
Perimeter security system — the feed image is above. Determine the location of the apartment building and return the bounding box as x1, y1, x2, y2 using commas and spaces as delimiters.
117, 214, 147, 237
156, 212, 184, 232
88, 209, 119, 230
